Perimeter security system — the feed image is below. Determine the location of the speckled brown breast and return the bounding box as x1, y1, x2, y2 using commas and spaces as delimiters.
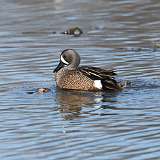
54, 68, 99, 91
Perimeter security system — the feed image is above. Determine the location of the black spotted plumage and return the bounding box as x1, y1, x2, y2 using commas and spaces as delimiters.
79, 66, 122, 91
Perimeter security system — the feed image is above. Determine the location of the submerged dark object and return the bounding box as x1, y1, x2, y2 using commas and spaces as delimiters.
62, 27, 83, 37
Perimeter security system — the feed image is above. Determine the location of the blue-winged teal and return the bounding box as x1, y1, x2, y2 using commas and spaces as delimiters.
54, 49, 125, 91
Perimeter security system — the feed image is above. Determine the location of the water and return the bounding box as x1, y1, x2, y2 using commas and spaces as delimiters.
0, 0, 160, 159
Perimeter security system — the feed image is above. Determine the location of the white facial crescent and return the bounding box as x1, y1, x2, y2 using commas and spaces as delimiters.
60, 55, 69, 65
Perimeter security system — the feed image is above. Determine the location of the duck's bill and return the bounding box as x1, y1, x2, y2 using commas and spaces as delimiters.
53, 61, 64, 73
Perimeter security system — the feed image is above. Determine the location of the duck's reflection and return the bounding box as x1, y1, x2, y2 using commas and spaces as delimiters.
55, 88, 119, 120
56, 89, 94, 120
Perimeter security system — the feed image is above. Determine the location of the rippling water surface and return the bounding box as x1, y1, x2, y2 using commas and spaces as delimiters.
0, 0, 160, 159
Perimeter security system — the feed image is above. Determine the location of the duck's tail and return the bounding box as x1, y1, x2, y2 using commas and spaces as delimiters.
101, 79, 129, 91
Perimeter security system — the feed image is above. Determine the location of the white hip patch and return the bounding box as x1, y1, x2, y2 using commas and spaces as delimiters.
93, 80, 102, 89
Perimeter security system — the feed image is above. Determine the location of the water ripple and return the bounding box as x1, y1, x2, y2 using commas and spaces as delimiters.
0, 0, 160, 159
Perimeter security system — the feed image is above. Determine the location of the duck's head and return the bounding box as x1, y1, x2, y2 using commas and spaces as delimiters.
54, 49, 80, 73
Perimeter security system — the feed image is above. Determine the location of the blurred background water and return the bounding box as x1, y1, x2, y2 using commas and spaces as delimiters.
0, 0, 160, 159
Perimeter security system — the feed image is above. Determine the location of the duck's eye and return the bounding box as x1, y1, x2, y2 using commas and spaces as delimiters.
63, 55, 66, 60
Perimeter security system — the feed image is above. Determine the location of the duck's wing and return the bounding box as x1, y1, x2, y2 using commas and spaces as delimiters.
79, 66, 116, 80
79, 66, 123, 91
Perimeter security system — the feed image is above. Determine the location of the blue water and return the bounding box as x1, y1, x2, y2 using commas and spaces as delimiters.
0, 0, 160, 159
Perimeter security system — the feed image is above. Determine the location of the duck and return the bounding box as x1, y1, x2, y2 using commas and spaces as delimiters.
53, 49, 125, 91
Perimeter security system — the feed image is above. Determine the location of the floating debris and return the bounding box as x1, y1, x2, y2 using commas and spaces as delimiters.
153, 41, 160, 48
148, 40, 160, 51
26, 88, 50, 94
37, 88, 50, 94
62, 27, 83, 37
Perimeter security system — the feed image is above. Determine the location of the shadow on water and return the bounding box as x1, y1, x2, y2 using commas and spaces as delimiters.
55, 88, 121, 120
56, 89, 93, 120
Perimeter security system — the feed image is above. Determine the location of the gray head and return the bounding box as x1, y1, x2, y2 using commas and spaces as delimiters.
54, 49, 81, 73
